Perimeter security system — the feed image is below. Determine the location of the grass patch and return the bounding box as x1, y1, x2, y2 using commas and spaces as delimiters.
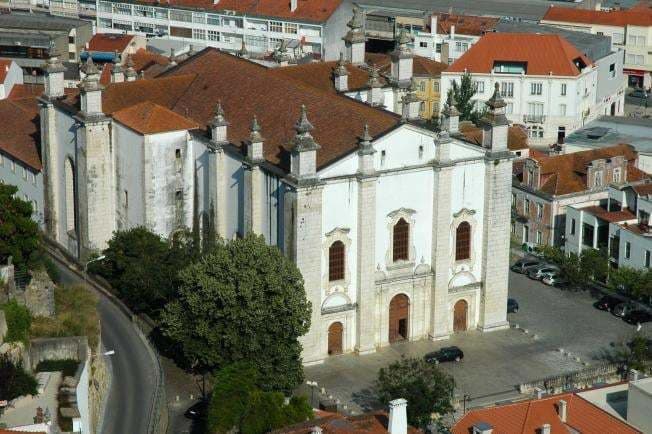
30, 285, 99, 348
0, 300, 31, 344
36, 359, 79, 377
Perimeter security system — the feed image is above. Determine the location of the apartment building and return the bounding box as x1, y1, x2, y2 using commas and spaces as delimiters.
94, 0, 352, 61
511, 144, 648, 247
542, 4, 652, 88
441, 33, 625, 147
565, 180, 652, 271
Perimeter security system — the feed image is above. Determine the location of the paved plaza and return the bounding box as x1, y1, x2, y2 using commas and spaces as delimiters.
303, 271, 650, 413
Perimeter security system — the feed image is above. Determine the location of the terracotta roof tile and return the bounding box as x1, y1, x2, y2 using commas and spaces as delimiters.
542, 5, 652, 27
0, 58, 12, 83
581, 205, 637, 222
274, 411, 420, 433
128, 0, 342, 23
112, 101, 199, 134
632, 181, 652, 196
88, 33, 135, 52
453, 392, 641, 434
446, 33, 592, 76
459, 122, 529, 151
131, 48, 171, 78
0, 97, 40, 171
434, 13, 499, 36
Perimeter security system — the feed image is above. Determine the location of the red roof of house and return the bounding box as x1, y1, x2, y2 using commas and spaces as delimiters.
453, 391, 641, 434
0, 97, 42, 171
128, 0, 342, 23
88, 33, 135, 52
542, 5, 652, 27
459, 122, 529, 151
274, 411, 420, 433
434, 13, 499, 36
0, 58, 12, 83
581, 205, 637, 222
112, 101, 199, 134
446, 33, 592, 77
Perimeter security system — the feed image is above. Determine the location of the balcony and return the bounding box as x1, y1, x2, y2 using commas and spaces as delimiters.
523, 114, 546, 124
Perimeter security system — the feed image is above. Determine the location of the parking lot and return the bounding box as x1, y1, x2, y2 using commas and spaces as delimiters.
303, 271, 650, 413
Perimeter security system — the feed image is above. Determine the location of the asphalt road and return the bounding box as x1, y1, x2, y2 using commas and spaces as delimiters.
53, 257, 157, 434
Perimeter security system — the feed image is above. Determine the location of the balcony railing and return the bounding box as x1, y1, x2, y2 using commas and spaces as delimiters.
523, 114, 546, 124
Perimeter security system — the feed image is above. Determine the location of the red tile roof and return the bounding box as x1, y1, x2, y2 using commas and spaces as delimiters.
453, 392, 641, 434
0, 58, 12, 83
542, 5, 652, 27
274, 411, 420, 433
632, 181, 652, 196
88, 33, 135, 52
58, 49, 400, 172
459, 122, 529, 151
581, 205, 637, 222
112, 101, 199, 134
434, 13, 499, 36
446, 33, 592, 77
129, 0, 342, 23
526, 144, 644, 195
0, 97, 41, 171
131, 48, 171, 78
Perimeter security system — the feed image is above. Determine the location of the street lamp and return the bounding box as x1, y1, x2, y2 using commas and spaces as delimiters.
83, 255, 106, 290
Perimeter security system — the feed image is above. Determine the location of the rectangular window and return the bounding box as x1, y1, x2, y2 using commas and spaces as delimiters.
284, 22, 298, 34
609, 63, 616, 78
435, 43, 442, 53
419, 81, 425, 92
582, 223, 595, 247
530, 82, 543, 95
113, 3, 132, 15
68, 35, 74, 44
536, 203, 543, 220
0, 153, 4, 166
192, 28, 206, 40
170, 26, 193, 38
500, 82, 514, 97
626, 53, 645, 65
112, 19, 133, 31
207, 14, 221, 26
524, 198, 530, 213
207, 30, 220, 41
561, 83, 567, 96
192, 12, 206, 24
627, 35, 646, 46
170, 9, 193, 22
570, 218, 576, 236
31, 172, 35, 185
645, 250, 651, 268
433, 82, 439, 92
474, 81, 484, 93
625, 241, 631, 259
536, 231, 542, 245
506, 102, 514, 114
419, 41, 428, 48
269, 20, 283, 33
511, 193, 516, 207
613, 167, 622, 183
124, 190, 128, 208
11, 160, 15, 172
22, 167, 27, 180
613, 32, 624, 44
527, 102, 544, 116
559, 104, 567, 116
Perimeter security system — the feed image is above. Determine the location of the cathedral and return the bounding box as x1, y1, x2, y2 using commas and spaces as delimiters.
37, 30, 513, 364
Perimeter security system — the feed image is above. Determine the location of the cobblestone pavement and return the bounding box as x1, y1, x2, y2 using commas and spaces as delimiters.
303, 271, 650, 413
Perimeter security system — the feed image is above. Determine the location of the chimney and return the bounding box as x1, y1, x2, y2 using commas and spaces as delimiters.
311, 427, 323, 434
44, 53, 66, 99
290, 104, 321, 183
629, 369, 640, 382
450, 24, 455, 40
247, 115, 265, 163
535, 388, 545, 399
290, 0, 297, 12
430, 14, 437, 35
388, 399, 408, 434
472, 422, 493, 434
333, 52, 349, 92
366, 63, 384, 107
539, 424, 551, 434
209, 101, 229, 146
557, 399, 567, 423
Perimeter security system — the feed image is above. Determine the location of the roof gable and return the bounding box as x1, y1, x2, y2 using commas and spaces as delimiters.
0, 97, 41, 171
88, 33, 135, 53
112, 101, 199, 134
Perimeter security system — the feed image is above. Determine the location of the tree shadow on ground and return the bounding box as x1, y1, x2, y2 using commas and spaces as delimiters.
351, 387, 382, 412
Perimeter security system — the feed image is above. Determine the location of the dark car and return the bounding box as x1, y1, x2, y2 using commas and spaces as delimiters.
623, 310, 652, 325
184, 400, 208, 420
613, 302, 637, 318
630, 89, 649, 99
511, 258, 542, 274
594, 295, 623, 312
425, 346, 464, 364
507, 298, 519, 313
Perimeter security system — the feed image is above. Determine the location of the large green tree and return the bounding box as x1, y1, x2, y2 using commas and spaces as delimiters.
374, 357, 455, 429
206, 363, 312, 434
160, 234, 311, 392
89, 227, 192, 315
0, 355, 37, 402
450, 71, 484, 124
0, 184, 39, 269
609, 267, 652, 300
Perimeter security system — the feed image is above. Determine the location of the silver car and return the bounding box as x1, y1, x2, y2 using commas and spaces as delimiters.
527, 264, 560, 280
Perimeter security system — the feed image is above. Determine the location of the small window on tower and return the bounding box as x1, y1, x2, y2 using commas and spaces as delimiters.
381, 150, 386, 166
175, 149, 181, 159
418, 145, 424, 159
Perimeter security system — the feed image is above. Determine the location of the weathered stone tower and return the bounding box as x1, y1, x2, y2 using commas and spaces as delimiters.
207, 102, 229, 238
244, 115, 265, 236
478, 83, 512, 331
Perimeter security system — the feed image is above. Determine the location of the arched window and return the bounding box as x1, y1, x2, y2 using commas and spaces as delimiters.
64, 157, 76, 232
393, 218, 409, 261
328, 241, 345, 281
455, 222, 471, 261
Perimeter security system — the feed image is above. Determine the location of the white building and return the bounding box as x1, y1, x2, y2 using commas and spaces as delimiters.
565, 181, 652, 271
28, 36, 513, 364
94, 0, 353, 61
412, 13, 498, 64
0, 59, 23, 100
441, 32, 626, 147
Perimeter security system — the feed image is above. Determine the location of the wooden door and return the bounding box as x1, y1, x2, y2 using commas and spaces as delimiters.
389, 294, 409, 343
327, 322, 343, 355
453, 300, 468, 332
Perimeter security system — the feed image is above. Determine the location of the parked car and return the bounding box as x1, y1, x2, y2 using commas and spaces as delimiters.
623, 310, 652, 325
424, 346, 464, 364
613, 302, 637, 318
527, 264, 560, 280
541, 273, 568, 287
594, 295, 624, 312
184, 400, 208, 420
511, 258, 542, 274
630, 89, 649, 99
507, 298, 519, 313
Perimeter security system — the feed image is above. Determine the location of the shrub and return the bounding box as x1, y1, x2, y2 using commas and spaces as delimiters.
0, 355, 38, 400
1, 300, 31, 344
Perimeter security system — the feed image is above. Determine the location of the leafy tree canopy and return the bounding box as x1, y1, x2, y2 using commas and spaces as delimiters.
89, 227, 193, 316
609, 267, 652, 300
206, 363, 313, 434
0, 184, 39, 270
160, 234, 311, 392
0, 355, 38, 401
374, 357, 454, 429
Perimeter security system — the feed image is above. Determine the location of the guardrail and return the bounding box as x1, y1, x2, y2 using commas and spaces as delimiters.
42, 237, 169, 434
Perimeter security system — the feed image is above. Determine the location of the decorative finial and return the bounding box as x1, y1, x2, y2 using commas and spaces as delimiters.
485, 82, 506, 109
210, 100, 228, 126
295, 104, 314, 134
85, 56, 99, 75
367, 63, 381, 88
250, 114, 263, 142
334, 52, 348, 76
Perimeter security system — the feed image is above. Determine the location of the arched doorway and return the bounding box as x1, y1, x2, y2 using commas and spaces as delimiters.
389, 294, 409, 343
64, 157, 76, 232
453, 300, 468, 332
327, 322, 343, 355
